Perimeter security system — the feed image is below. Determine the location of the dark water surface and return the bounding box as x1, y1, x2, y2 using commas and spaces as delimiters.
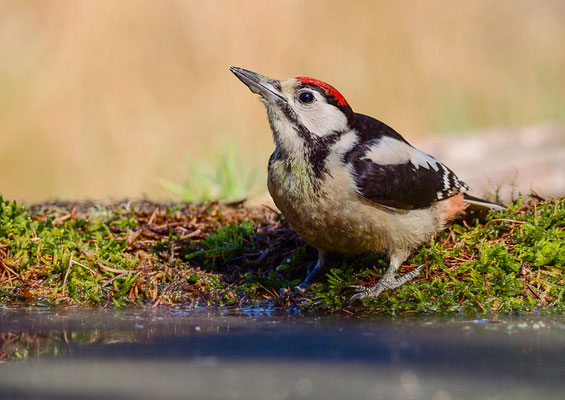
1, 307, 564, 399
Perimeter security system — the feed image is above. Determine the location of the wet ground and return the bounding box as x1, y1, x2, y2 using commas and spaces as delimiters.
1, 307, 564, 400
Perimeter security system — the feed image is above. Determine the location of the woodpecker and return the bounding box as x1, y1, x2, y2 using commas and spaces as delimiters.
230, 66, 504, 300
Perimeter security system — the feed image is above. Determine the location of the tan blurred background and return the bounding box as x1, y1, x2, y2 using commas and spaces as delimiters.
1, 0, 564, 201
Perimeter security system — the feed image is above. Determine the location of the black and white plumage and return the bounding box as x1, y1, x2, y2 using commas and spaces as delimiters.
230, 66, 504, 300
346, 114, 469, 210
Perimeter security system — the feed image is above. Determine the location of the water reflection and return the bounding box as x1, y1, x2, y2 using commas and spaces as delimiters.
0, 330, 137, 362
1, 307, 564, 364
1, 307, 564, 399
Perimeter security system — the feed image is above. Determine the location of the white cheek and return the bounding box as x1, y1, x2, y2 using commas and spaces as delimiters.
268, 106, 305, 153
298, 102, 348, 137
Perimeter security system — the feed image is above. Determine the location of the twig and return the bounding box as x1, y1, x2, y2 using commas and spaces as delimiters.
152, 283, 173, 307
102, 272, 131, 288
484, 276, 490, 295
483, 218, 527, 230
98, 263, 135, 274
148, 207, 159, 225
0, 260, 21, 280
180, 229, 202, 239
251, 248, 270, 265
71, 259, 97, 276
52, 213, 72, 225
1, 276, 18, 285
62, 253, 73, 297
473, 297, 486, 312
255, 281, 279, 299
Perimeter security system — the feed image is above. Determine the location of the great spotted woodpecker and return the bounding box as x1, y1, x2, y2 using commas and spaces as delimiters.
230, 66, 504, 300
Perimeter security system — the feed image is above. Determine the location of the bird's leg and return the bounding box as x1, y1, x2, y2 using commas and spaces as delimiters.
350, 252, 424, 302
296, 250, 328, 290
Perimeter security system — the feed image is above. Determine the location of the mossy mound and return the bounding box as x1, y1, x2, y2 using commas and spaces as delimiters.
0, 195, 563, 314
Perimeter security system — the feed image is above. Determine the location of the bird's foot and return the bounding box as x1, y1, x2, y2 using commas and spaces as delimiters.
278, 282, 311, 304
279, 274, 313, 297
279, 281, 307, 296
278, 259, 322, 297
349, 264, 425, 303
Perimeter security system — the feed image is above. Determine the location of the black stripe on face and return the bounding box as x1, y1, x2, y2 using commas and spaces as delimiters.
278, 102, 313, 144
307, 132, 342, 181
270, 101, 344, 189
280, 102, 345, 179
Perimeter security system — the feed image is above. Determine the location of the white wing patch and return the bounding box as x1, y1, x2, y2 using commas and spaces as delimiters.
363, 136, 440, 171
361, 135, 469, 203
410, 148, 440, 172
331, 130, 359, 154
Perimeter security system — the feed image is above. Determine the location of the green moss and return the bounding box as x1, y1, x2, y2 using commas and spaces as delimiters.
185, 221, 256, 269
0, 196, 139, 306
0, 195, 563, 314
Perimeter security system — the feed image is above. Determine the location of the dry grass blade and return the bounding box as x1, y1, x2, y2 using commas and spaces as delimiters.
62, 253, 73, 297
98, 263, 135, 274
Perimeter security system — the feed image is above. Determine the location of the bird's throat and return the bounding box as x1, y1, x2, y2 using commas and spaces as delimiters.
268, 152, 316, 203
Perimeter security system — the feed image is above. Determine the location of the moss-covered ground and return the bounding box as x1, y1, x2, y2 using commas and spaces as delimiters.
0, 195, 563, 314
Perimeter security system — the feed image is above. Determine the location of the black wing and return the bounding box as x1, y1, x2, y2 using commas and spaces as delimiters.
346, 114, 468, 209
354, 113, 410, 144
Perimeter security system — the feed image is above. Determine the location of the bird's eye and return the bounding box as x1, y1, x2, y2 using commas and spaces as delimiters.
298, 91, 314, 104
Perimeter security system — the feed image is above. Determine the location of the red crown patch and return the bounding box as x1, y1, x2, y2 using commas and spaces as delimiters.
296, 77, 348, 107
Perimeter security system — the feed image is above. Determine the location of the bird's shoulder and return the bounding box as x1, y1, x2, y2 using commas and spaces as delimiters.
353, 113, 409, 143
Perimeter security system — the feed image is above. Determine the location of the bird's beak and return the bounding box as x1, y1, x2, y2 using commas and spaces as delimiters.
230, 66, 285, 103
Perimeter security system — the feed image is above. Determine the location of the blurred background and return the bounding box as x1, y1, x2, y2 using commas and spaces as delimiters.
1, 0, 564, 202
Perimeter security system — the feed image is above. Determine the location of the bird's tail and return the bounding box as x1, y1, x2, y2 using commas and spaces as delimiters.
463, 193, 506, 211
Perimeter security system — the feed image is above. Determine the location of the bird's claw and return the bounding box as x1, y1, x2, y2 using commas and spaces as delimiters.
348, 264, 426, 303
348, 284, 387, 303
279, 282, 308, 298
293, 282, 308, 294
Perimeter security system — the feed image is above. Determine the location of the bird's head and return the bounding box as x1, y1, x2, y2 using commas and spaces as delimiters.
230, 66, 356, 155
